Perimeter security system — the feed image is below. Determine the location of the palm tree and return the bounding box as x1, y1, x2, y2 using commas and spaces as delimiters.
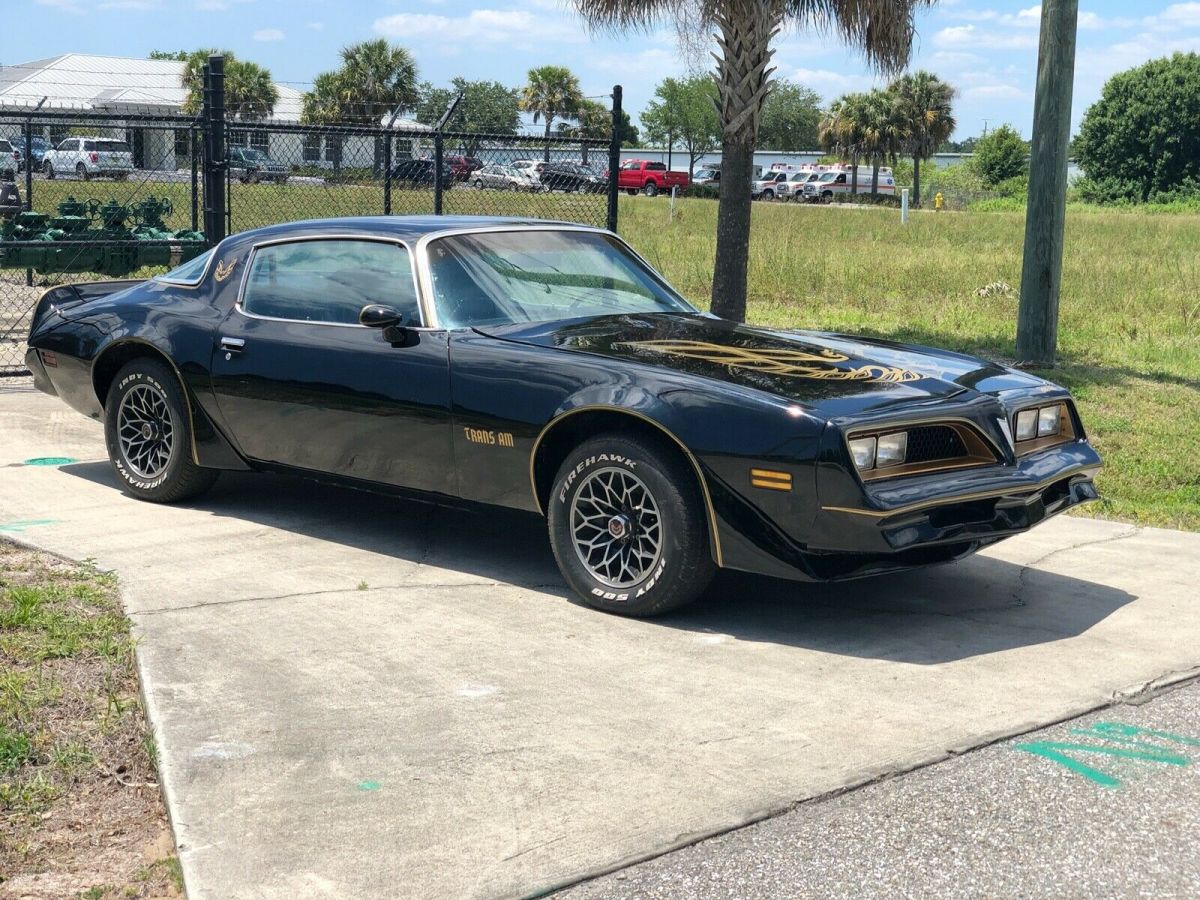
820, 92, 869, 196
337, 39, 419, 125
178, 49, 278, 121
521, 65, 584, 161
890, 70, 956, 206
860, 88, 905, 196
575, 0, 930, 323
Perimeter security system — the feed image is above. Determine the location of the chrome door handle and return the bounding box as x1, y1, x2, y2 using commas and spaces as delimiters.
220, 337, 245, 359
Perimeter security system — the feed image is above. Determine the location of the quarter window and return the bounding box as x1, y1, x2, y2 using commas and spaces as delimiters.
242, 240, 419, 325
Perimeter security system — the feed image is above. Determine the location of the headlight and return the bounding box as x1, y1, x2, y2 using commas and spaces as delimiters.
849, 436, 876, 470
876, 432, 908, 467
1011, 402, 1072, 451
1014, 409, 1038, 441
1038, 405, 1061, 437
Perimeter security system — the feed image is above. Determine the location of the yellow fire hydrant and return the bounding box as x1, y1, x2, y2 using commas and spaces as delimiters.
934, 191, 944, 212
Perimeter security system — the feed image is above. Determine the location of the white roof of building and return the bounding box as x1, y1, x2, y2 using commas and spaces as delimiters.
0, 53, 305, 122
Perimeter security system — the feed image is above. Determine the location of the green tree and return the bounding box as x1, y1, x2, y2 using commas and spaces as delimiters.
149, 50, 187, 61
859, 87, 905, 196
179, 49, 278, 121
820, 92, 869, 195
1077, 52, 1200, 201
576, 0, 927, 322
521, 65, 584, 161
971, 124, 1028, 186
889, 70, 955, 205
639, 75, 720, 174
303, 39, 419, 126
416, 78, 521, 134
758, 80, 822, 152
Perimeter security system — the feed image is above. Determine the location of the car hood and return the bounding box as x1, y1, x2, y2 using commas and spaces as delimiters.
477, 313, 1048, 418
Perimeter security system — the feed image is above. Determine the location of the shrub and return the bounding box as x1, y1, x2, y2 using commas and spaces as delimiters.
970, 125, 1028, 185
1077, 52, 1200, 201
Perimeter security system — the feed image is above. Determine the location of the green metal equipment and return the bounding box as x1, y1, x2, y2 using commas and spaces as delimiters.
0, 195, 207, 276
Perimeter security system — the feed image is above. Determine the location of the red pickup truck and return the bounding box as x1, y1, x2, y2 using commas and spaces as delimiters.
617, 159, 690, 196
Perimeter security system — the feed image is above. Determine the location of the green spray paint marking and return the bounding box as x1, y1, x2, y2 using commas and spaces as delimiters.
357, 780, 381, 792
1014, 720, 1196, 788
23, 457, 78, 467
0, 519, 60, 533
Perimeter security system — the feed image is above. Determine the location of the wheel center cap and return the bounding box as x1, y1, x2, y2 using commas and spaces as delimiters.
140, 423, 154, 440
607, 515, 631, 540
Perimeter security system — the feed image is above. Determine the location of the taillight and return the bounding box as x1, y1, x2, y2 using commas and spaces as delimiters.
90, 152, 98, 163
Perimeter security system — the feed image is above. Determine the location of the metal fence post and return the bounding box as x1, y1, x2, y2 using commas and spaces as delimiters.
202, 55, 227, 245
606, 85, 622, 234
433, 131, 444, 216
23, 118, 33, 287
383, 134, 393, 216
190, 125, 199, 233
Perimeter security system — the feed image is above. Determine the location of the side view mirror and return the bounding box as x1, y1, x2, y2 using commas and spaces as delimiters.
359, 304, 402, 328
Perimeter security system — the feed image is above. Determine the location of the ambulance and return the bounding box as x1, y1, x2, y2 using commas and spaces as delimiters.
800, 164, 896, 202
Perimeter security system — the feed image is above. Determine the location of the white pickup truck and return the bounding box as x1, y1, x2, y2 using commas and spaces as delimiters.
42, 137, 134, 181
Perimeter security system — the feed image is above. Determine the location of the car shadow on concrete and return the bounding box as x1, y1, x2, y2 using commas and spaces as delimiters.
63, 461, 1135, 665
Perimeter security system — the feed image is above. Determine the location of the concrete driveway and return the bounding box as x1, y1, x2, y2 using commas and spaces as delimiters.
2, 382, 1198, 899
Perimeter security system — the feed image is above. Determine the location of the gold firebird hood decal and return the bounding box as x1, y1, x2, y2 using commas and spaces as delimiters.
614, 340, 924, 384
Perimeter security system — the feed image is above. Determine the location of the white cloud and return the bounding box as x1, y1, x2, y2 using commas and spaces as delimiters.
963, 83, 1027, 100
308, 21, 324, 31
373, 8, 587, 47
933, 24, 1037, 50
34, 0, 83, 13
98, 0, 160, 8
1143, 3, 1200, 30
590, 48, 679, 77
253, 28, 284, 41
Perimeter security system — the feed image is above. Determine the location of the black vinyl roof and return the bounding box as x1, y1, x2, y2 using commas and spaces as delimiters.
224, 216, 589, 247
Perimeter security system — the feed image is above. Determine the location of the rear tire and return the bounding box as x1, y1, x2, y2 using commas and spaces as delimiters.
44, 161, 55, 179
548, 434, 715, 617
103, 359, 219, 503
76, 163, 89, 181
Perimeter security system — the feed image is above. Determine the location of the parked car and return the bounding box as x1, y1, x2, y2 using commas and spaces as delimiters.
26, 216, 1102, 618
508, 159, 543, 184
445, 155, 483, 181
471, 164, 540, 191
26, 136, 50, 170
0, 140, 18, 180
390, 158, 454, 190
539, 161, 605, 193
42, 137, 133, 181
617, 159, 689, 196
0, 178, 21, 221
228, 147, 288, 184
692, 168, 720, 186
801, 165, 896, 202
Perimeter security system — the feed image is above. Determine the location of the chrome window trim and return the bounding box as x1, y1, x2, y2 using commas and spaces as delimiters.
153, 247, 217, 287
234, 233, 426, 330
412, 223, 698, 330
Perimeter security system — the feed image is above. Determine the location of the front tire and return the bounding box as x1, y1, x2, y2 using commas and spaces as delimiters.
104, 359, 219, 503
548, 434, 715, 617
643, 181, 658, 197
44, 161, 55, 179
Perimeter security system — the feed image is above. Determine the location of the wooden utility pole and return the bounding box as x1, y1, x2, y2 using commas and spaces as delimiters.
1016, 0, 1078, 366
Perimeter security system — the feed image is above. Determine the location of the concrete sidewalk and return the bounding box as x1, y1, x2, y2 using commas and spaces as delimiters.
2, 383, 1198, 899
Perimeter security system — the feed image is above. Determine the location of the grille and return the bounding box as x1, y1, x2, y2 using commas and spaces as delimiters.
904, 425, 968, 464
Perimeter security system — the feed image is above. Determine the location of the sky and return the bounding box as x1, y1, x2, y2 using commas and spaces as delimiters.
8, 0, 1200, 140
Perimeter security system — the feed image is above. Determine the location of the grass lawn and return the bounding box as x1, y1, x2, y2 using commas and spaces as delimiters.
620, 196, 1200, 532
0, 541, 180, 898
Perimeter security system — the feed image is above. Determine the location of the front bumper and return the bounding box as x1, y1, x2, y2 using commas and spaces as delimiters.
813, 441, 1103, 559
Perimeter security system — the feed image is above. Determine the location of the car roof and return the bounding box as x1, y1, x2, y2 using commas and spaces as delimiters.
221, 215, 590, 246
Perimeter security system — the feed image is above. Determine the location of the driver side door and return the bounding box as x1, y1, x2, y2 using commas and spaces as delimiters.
208, 236, 454, 495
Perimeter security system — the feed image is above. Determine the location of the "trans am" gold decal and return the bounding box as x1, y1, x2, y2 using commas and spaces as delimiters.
615, 340, 924, 384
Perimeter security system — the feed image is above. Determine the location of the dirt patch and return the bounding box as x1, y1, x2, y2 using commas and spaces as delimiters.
0, 542, 182, 899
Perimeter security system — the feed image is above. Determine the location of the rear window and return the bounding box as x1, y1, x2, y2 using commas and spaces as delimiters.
154, 249, 213, 285
94, 141, 130, 153
0, 141, 11, 152
646, 162, 666, 171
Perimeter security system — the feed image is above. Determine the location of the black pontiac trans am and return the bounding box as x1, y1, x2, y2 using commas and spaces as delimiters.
25, 216, 1102, 616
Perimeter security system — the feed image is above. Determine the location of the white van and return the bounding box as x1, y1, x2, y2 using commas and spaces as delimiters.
801, 165, 895, 202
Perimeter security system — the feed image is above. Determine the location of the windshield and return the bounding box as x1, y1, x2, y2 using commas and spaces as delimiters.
242, 148, 267, 160
818, 173, 836, 182
154, 249, 213, 285
428, 230, 695, 329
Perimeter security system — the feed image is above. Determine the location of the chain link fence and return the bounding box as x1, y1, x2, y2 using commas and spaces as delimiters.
1, 100, 617, 375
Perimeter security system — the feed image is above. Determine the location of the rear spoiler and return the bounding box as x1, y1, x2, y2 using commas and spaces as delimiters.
29, 278, 144, 335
